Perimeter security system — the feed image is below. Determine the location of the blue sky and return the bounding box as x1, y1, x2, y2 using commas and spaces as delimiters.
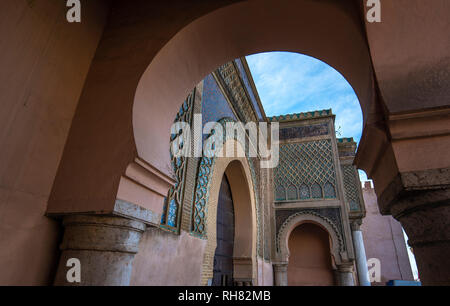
246, 52, 369, 182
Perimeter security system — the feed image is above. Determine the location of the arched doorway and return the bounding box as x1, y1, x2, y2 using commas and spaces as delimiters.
201, 143, 257, 286
287, 223, 334, 286
275, 211, 348, 286
212, 175, 235, 286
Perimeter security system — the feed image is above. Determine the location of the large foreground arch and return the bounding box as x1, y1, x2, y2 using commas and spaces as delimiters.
5, 0, 443, 285
48, 0, 374, 261
133, 0, 374, 180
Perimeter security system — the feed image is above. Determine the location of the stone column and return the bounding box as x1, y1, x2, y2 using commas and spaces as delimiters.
336, 262, 355, 286
54, 215, 146, 286
351, 220, 371, 286
388, 190, 450, 285
273, 262, 288, 286
379, 170, 450, 286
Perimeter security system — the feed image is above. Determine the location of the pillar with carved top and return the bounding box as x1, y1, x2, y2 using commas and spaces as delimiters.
355, 105, 450, 285
53, 214, 146, 286
379, 170, 450, 286
351, 220, 371, 286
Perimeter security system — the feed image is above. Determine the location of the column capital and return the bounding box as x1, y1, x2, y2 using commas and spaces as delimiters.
377, 167, 450, 285
378, 167, 450, 216
350, 219, 363, 231
60, 214, 146, 254
272, 262, 288, 272
336, 261, 354, 273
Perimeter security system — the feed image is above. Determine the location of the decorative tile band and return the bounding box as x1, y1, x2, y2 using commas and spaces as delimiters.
160, 89, 196, 232
191, 118, 261, 245
337, 137, 355, 143
279, 123, 329, 140
342, 164, 362, 212
269, 109, 332, 122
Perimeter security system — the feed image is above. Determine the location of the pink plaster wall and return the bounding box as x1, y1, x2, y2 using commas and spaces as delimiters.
361, 184, 414, 285
0, 0, 109, 285
130, 229, 207, 286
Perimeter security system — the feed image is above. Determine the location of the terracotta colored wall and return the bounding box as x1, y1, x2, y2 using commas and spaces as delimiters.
361, 184, 414, 285
130, 229, 206, 286
0, 0, 109, 285
287, 223, 334, 286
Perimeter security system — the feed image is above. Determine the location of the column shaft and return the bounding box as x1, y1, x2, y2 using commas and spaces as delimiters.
396, 201, 450, 285
352, 230, 371, 286
54, 215, 145, 286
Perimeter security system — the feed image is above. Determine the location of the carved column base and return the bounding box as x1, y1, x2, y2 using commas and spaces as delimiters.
53, 215, 146, 286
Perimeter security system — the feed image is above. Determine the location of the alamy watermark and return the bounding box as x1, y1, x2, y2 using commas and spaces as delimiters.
367, 258, 381, 283
170, 114, 279, 168
66, 1, 381, 24
66, 0, 81, 23
66, 258, 81, 283
366, 0, 382, 23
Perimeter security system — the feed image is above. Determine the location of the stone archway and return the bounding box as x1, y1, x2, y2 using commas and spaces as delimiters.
200, 139, 258, 286
40, 0, 450, 286
277, 211, 345, 266
48, 0, 373, 272
274, 211, 355, 286
287, 223, 335, 286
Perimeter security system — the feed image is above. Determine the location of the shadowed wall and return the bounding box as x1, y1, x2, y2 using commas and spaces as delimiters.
287, 223, 334, 286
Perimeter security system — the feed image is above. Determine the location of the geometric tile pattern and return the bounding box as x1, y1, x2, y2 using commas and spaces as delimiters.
234, 58, 263, 120
202, 74, 237, 142
216, 62, 258, 123
341, 164, 361, 211
191, 156, 215, 237
190, 117, 262, 249
269, 109, 332, 122
274, 139, 337, 201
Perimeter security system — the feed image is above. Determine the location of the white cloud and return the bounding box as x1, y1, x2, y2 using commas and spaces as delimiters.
246, 52, 363, 142
246, 52, 367, 182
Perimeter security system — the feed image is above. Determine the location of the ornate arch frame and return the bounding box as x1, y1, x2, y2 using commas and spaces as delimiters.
197, 137, 258, 286
276, 211, 346, 266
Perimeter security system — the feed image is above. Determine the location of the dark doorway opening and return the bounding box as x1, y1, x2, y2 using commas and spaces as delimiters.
212, 175, 235, 286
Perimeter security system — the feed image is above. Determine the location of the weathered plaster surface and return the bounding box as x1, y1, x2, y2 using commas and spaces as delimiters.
0, 0, 109, 285
130, 229, 206, 286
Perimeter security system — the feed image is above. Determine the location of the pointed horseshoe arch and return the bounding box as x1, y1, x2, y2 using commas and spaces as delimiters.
277, 211, 346, 265
199, 139, 258, 286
